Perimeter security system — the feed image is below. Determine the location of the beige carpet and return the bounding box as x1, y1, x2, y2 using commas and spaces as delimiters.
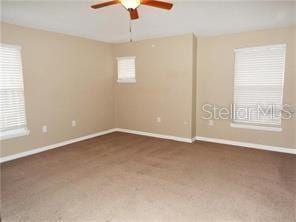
1, 132, 296, 222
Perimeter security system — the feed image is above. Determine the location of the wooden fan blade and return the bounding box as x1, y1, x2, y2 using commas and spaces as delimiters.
141, 0, 173, 10
129, 9, 139, 20
91, 0, 119, 9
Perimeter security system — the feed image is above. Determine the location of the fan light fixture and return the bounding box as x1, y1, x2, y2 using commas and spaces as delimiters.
120, 0, 141, 9
91, 0, 173, 42
91, 0, 173, 20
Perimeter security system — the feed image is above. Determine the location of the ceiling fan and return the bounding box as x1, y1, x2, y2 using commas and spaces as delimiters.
91, 0, 173, 20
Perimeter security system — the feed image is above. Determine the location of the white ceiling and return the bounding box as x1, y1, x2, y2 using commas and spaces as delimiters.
1, 1, 295, 43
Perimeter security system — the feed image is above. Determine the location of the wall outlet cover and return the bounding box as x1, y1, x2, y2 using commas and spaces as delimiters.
42, 125, 47, 133
157, 117, 161, 123
72, 120, 77, 127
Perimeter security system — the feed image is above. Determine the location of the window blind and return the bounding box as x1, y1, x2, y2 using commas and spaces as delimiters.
117, 57, 136, 82
233, 44, 286, 127
0, 44, 28, 138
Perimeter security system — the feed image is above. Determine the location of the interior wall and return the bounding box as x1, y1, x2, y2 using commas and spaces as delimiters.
293, 27, 296, 149
1, 23, 295, 158
0, 23, 115, 157
196, 27, 296, 149
191, 35, 197, 138
113, 34, 196, 139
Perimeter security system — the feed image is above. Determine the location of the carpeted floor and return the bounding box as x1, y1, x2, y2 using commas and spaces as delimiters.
1, 132, 296, 222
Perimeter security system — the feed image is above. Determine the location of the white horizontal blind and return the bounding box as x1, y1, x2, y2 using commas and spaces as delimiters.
0, 44, 28, 134
117, 57, 136, 81
233, 44, 286, 127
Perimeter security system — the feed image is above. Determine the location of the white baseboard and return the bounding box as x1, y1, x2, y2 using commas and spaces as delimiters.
1, 129, 294, 163
115, 128, 194, 143
195, 136, 296, 155
0, 128, 117, 163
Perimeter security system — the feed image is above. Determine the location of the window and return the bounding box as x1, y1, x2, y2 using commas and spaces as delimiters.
117, 56, 136, 83
232, 44, 286, 132
0, 44, 29, 140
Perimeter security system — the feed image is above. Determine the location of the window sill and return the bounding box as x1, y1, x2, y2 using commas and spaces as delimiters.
117, 79, 136, 83
0, 128, 30, 140
230, 123, 282, 132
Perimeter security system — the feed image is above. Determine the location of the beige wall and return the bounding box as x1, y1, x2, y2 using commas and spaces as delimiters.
0, 23, 115, 157
113, 34, 197, 139
191, 36, 197, 138
1, 23, 295, 158
196, 27, 296, 148
293, 27, 296, 148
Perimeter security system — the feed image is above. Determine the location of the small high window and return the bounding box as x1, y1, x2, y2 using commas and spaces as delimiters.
117, 56, 136, 83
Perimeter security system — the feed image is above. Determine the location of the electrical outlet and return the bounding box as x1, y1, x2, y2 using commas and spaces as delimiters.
157, 117, 161, 123
72, 120, 76, 127
42, 125, 47, 133
209, 120, 214, 126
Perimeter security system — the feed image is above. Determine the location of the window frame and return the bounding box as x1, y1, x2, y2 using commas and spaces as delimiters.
231, 44, 287, 132
116, 56, 136, 83
0, 43, 30, 140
